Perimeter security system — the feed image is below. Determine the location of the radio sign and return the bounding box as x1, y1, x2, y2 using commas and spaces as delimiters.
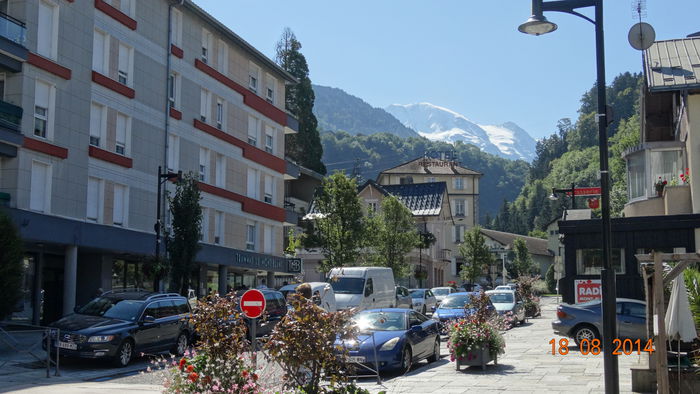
575, 279, 602, 303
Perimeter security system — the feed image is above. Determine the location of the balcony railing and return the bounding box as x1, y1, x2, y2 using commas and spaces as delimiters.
439, 249, 452, 261
0, 99, 22, 131
0, 11, 26, 46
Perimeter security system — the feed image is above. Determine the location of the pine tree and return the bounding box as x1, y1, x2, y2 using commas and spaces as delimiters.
275, 28, 326, 174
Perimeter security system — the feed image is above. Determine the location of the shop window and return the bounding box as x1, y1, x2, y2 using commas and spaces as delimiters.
576, 248, 625, 275
112, 260, 154, 291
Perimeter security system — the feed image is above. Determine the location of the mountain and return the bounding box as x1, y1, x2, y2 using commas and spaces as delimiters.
385, 103, 537, 162
312, 85, 419, 138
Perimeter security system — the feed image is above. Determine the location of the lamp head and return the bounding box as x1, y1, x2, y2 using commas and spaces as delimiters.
518, 14, 558, 36
548, 192, 559, 201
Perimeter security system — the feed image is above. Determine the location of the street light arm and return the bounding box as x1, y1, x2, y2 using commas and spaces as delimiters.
538, 0, 597, 24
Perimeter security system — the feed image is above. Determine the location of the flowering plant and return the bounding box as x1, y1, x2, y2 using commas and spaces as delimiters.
654, 177, 667, 193
446, 292, 506, 362
680, 168, 691, 185
163, 351, 261, 393
446, 280, 457, 289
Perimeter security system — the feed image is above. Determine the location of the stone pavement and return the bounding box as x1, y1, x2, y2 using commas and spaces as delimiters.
355, 296, 646, 394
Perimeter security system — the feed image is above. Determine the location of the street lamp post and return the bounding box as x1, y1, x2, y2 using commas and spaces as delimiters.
154, 166, 181, 290
548, 183, 577, 209
518, 1, 618, 393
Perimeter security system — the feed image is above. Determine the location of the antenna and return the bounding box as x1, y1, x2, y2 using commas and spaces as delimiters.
631, 0, 646, 22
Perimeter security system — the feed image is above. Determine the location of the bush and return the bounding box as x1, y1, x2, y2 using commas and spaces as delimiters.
533, 279, 548, 295
0, 211, 23, 321
516, 276, 542, 317
545, 264, 556, 293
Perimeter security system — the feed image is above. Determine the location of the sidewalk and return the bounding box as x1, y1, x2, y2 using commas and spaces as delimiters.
6, 382, 161, 393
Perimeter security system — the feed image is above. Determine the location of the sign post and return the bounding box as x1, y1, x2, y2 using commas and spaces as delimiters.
241, 289, 266, 368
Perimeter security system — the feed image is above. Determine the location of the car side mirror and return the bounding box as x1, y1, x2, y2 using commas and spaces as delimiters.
410, 325, 423, 332
142, 315, 156, 323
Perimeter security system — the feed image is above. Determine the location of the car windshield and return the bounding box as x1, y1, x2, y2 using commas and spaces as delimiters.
432, 288, 450, 296
489, 293, 514, 303
410, 290, 424, 298
440, 294, 471, 309
76, 297, 144, 321
353, 311, 406, 331
329, 277, 365, 294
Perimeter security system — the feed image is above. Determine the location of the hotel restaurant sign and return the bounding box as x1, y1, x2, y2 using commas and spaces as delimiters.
233, 250, 302, 273
417, 159, 459, 168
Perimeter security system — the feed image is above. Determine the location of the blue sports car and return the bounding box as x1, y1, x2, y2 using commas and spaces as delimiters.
432, 292, 495, 333
337, 308, 441, 373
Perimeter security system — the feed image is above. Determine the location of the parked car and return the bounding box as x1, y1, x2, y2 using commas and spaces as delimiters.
336, 308, 440, 373
552, 298, 646, 346
279, 282, 337, 312
462, 283, 484, 292
236, 289, 288, 336
328, 267, 396, 311
395, 286, 412, 309
494, 284, 517, 292
48, 291, 191, 367
432, 292, 495, 333
486, 289, 526, 325
409, 288, 437, 315
430, 286, 458, 305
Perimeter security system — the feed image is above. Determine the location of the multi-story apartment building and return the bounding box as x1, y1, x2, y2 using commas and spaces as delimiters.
0, 0, 300, 325
376, 156, 482, 285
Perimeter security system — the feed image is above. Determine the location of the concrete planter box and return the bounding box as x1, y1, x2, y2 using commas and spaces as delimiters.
455, 346, 498, 371
663, 185, 692, 215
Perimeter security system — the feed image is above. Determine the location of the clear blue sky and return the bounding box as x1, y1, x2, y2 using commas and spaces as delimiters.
195, 1, 699, 139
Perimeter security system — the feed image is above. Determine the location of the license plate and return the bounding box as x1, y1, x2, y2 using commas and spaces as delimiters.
56, 341, 77, 350
347, 356, 365, 363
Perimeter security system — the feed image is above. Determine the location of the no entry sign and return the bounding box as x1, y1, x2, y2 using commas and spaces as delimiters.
241, 289, 266, 319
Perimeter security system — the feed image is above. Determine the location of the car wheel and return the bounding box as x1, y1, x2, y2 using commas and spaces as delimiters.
400, 346, 412, 374
573, 325, 599, 347
427, 339, 440, 363
421, 305, 427, 315
113, 339, 133, 367
173, 332, 188, 356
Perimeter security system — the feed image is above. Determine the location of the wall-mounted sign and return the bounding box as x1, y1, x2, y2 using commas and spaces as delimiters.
287, 258, 303, 273
574, 279, 602, 303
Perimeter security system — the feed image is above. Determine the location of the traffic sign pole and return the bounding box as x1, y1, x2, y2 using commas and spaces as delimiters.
240, 289, 266, 369
251, 318, 256, 368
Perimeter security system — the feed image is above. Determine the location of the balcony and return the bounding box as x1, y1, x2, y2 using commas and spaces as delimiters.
439, 249, 452, 261
0, 12, 27, 72
284, 113, 299, 135
0, 99, 23, 156
624, 185, 692, 217
285, 159, 301, 180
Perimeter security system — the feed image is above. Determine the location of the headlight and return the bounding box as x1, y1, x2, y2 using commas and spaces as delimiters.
87, 335, 115, 343
380, 337, 400, 351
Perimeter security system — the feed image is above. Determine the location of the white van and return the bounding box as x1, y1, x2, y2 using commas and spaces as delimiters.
327, 267, 395, 311
278, 282, 337, 312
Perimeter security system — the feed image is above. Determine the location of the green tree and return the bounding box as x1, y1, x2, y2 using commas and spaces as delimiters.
459, 226, 492, 285
167, 173, 202, 296
304, 172, 367, 272
512, 238, 535, 277
275, 28, 326, 174
545, 264, 556, 293
369, 195, 420, 278
0, 211, 23, 320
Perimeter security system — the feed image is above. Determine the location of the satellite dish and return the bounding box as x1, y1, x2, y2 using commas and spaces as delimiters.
628, 22, 656, 50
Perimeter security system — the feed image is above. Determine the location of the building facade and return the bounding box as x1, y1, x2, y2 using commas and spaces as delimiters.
0, 0, 300, 325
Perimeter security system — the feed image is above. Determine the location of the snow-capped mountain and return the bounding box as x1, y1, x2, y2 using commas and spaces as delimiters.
385, 103, 536, 162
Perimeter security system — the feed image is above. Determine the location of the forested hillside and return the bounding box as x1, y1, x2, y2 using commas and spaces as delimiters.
487, 72, 643, 235
321, 131, 530, 220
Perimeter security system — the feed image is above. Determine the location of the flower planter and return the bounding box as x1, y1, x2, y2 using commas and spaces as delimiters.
454, 346, 498, 371
663, 185, 691, 215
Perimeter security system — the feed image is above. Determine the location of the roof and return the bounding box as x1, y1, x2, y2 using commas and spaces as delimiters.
360, 180, 448, 217
480, 228, 553, 257
379, 157, 482, 176
183, 1, 297, 84
644, 37, 700, 92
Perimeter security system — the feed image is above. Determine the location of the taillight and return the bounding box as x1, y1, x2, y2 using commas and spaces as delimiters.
557, 308, 568, 319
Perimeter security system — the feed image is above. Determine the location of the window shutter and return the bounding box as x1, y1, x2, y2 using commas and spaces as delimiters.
37, 1, 54, 58
87, 178, 99, 220
30, 162, 48, 212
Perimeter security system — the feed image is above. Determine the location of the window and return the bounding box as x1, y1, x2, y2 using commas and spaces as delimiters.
114, 0, 133, 16
622, 302, 646, 319
246, 223, 256, 251
87, 177, 100, 222
247, 116, 259, 146
264, 175, 273, 204
576, 248, 624, 275
30, 161, 51, 212
34, 81, 52, 139
425, 177, 436, 183
37, 0, 58, 60
454, 199, 465, 217
651, 150, 682, 190
199, 147, 209, 182
263, 225, 273, 254
247, 168, 259, 199
249, 63, 259, 92
89, 103, 105, 147
168, 72, 180, 109
113, 184, 127, 226
215, 98, 224, 129
454, 225, 465, 243
118, 43, 132, 85
266, 74, 276, 104
170, 8, 183, 47
200, 207, 208, 242
167, 134, 179, 172
92, 30, 109, 74
201, 28, 212, 64
454, 177, 464, 190
115, 113, 128, 155
264, 125, 275, 153
399, 176, 413, 184
216, 39, 227, 74
214, 211, 223, 245
200, 89, 211, 122
367, 201, 378, 213
627, 152, 645, 200
215, 153, 225, 187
